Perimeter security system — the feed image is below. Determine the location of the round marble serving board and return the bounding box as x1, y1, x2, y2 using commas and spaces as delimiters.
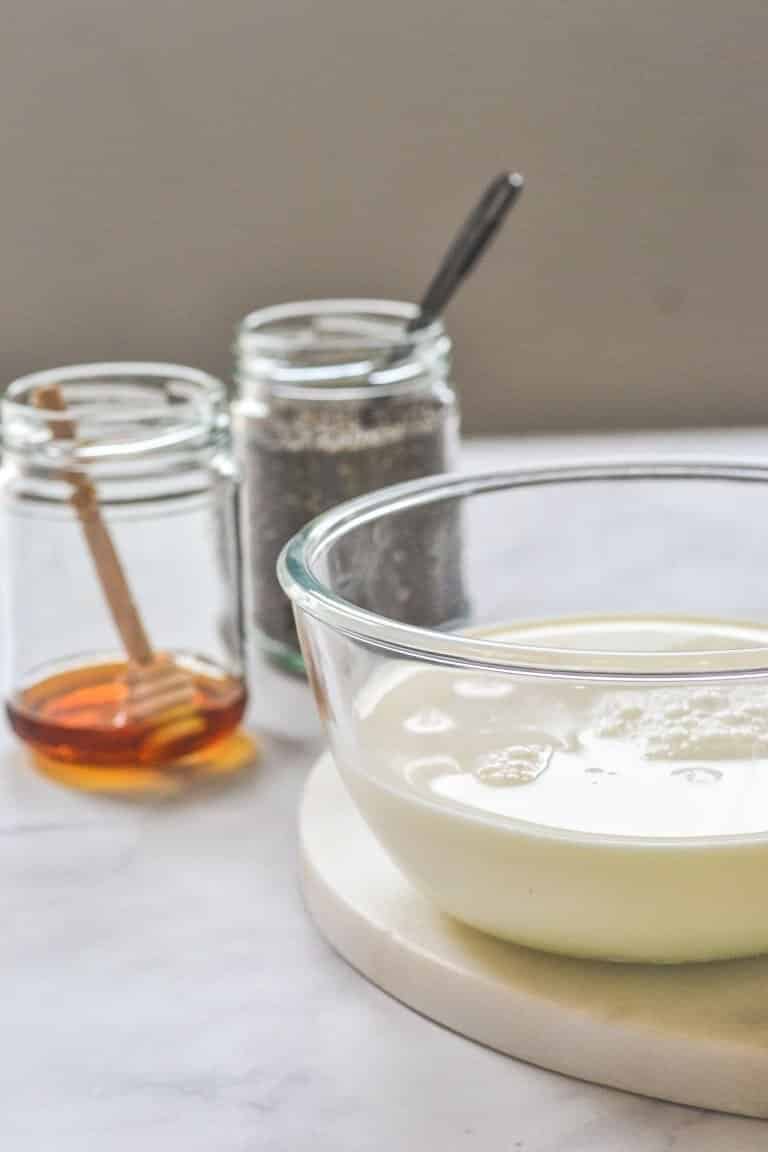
301, 753, 768, 1119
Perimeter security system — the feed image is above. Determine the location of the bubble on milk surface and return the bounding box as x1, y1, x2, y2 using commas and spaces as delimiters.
592, 686, 768, 761
473, 741, 554, 786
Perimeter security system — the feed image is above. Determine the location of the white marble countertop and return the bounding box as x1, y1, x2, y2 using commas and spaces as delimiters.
4, 432, 768, 1151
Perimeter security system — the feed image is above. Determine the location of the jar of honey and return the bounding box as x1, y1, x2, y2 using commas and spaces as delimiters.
0, 363, 249, 794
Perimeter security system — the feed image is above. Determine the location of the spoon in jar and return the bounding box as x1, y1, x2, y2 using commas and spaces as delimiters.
407, 170, 524, 335
32, 384, 203, 752
376, 170, 523, 371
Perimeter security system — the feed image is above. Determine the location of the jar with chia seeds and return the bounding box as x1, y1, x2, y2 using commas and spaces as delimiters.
233, 299, 464, 675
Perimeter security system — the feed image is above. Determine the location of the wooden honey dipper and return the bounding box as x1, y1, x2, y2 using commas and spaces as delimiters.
33, 384, 202, 750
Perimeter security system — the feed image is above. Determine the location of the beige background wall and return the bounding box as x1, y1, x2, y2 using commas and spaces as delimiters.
1, 1, 767, 432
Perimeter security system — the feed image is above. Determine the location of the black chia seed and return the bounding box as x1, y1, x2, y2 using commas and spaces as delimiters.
236, 390, 465, 659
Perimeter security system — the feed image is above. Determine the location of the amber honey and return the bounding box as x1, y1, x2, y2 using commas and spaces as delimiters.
6, 658, 248, 775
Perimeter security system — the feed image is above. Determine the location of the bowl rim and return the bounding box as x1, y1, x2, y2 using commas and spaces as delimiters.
278, 461, 768, 681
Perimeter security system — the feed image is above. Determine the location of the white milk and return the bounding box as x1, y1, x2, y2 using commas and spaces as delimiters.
340, 616, 768, 960
354, 617, 768, 839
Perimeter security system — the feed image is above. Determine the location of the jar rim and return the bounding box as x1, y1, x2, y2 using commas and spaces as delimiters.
3, 362, 227, 460
236, 298, 450, 401
278, 461, 768, 681
239, 298, 445, 347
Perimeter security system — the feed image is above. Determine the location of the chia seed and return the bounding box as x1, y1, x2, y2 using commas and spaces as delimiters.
234, 300, 466, 669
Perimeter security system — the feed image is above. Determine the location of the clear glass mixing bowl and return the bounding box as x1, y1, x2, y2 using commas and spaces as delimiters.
279, 464, 768, 962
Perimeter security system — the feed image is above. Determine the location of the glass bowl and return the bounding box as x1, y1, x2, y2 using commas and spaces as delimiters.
279, 464, 768, 962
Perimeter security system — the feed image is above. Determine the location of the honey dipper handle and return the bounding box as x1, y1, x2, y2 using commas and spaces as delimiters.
33, 384, 155, 666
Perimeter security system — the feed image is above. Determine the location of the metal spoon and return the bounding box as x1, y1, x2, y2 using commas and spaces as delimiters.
374, 170, 523, 374
408, 170, 524, 334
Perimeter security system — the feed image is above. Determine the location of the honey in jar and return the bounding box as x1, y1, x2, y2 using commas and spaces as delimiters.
0, 363, 251, 794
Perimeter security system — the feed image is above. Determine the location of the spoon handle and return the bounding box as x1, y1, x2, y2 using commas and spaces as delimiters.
409, 171, 524, 333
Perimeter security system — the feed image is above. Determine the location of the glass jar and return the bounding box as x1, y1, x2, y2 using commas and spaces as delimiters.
0, 363, 248, 793
233, 299, 462, 676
